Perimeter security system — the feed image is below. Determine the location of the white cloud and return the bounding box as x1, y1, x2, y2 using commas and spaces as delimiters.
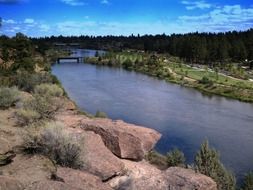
24, 18, 34, 24
13, 26, 20, 30
53, 20, 191, 36
3, 19, 16, 24
178, 4, 253, 32
39, 24, 50, 32
181, 0, 212, 10
4, 29, 16, 33
61, 0, 85, 6
101, 0, 108, 4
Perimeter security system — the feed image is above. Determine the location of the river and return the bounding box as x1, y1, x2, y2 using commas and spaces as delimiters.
52, 49, 253, 182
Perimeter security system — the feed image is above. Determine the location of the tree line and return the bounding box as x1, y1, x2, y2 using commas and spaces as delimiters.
32, 28, 253, 67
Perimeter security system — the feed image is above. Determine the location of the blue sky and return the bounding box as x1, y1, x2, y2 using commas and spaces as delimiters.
0, 0, 253, 36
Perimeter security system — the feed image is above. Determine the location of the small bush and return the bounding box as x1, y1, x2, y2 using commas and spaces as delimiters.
145, 151, 167, 169
95, 110, 108, 118
166, 148, 185, 167
0, 87, 20, 109
22, 122, 83, 169
22, 128, 43, 154
15, 109, 41, 126
16, 94, 61, 126
41, 123, 82, 168
241, 172, 253, 190
199, 76, 213, 86
24, 95, 61, 119
34, 84, 63, 97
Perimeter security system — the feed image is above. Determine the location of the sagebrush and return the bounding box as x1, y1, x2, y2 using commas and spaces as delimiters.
0, 87, 20, 109
22, 122, 83, 168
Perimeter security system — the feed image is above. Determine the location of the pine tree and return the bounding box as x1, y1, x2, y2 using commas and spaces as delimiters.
241, 172, 253, 190
166, 148, 185, 167
195, 140, 236, 190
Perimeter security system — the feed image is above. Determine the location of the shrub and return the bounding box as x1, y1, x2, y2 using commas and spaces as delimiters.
199, 76, 213, 86
122, 59, 134, 69
24, 95, 61, 119
0, 87, 20, 109
95, 110, 108, 118
41, 123, 82, 168
145, 151, 167, 169
34, 84, 63, 97
15, 109, 41, 126
16, 94, 61, 126
22, 128, 43, 154
195, 140, 236, 190
241, 172, 253, 190
14, 72, 57, 92
22, 122, 83, 169
166, 148, 185, 167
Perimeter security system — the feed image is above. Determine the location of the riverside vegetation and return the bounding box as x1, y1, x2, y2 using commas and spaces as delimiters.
0, 33, 253, 189
85, 51, 253, 102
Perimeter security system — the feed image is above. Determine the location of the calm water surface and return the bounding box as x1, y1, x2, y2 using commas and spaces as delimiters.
52, 49, 253, 182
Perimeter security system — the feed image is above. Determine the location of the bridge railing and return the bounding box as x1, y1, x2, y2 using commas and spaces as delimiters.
57, 57, 84, 63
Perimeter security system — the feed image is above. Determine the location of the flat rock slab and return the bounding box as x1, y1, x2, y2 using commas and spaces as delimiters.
57, 167, 112, 190
0, 154, 56, 187
108, 160, 217, 190
0, 176, 24, 190
0, 109, 24, 152
112, 160, 168, 190
165, 167, 217, 190
26, 181, 82, 190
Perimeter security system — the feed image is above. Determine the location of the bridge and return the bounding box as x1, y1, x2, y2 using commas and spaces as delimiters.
54, 43, 81, 49
57, 57, 84, 63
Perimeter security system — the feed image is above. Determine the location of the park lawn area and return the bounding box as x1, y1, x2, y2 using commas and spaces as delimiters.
169, 62, 253, 89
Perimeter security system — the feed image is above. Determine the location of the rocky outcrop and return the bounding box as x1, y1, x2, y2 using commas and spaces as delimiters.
79, 131, 125, 181
0, 176, 24, 190
81, 118, 161, 161
56, 111, 161, 161
108, 160, 217, 190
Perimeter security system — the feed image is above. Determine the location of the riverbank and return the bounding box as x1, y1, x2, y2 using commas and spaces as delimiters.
0, 89, 218, 190
85, 52, 253, 103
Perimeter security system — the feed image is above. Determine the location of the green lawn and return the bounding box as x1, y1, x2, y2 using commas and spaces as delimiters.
170, 63, 253, 89
115, 52, 144, 64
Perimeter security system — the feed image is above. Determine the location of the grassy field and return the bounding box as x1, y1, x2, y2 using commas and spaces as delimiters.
115, 52, 144, 64
170, 62, 253, 89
